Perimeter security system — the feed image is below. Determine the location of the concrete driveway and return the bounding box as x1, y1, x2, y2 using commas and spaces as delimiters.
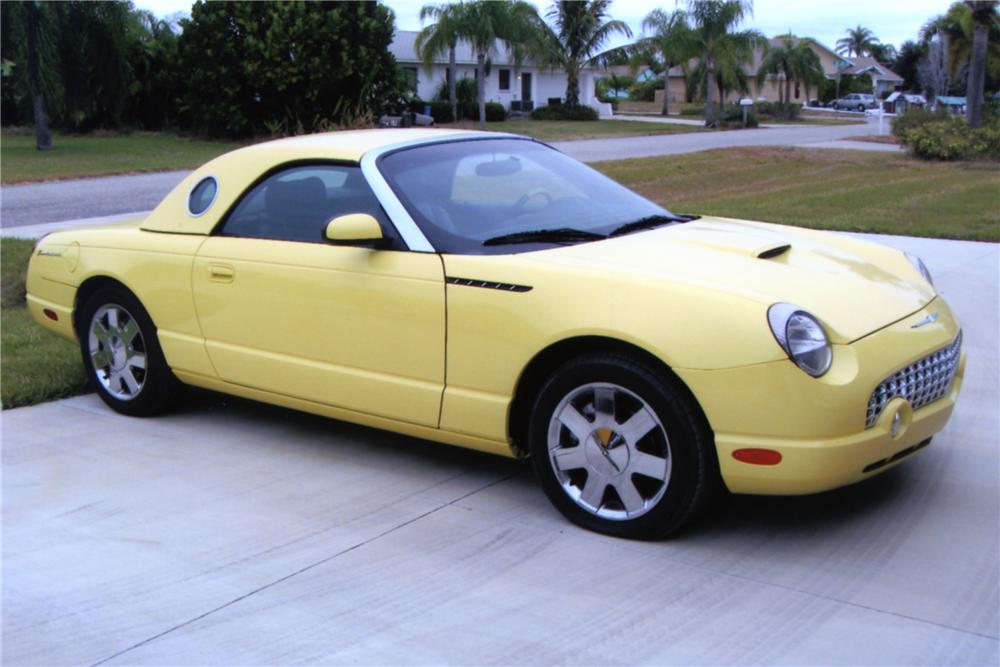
3, 233, 997, 665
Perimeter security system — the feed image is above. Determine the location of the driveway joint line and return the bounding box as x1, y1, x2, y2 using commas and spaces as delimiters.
87, 472, 516, 667
658, 553, 999, 642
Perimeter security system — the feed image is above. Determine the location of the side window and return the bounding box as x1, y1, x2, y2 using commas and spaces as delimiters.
220, 165, 394, 244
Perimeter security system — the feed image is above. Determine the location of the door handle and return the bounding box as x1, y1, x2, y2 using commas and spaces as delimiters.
208, 263, 235, 283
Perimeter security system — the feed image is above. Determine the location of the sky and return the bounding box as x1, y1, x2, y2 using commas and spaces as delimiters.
135, 0, 948, 53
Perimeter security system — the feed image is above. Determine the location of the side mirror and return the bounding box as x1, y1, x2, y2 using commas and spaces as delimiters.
324, 213, 384, 247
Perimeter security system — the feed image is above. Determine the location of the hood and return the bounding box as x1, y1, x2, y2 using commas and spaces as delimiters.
539, 216, 935, 343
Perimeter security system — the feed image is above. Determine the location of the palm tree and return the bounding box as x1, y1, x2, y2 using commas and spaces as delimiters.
921, 2, 1000, 102
686, 0, 759, 126
836, 25, 880, 58
640, 8, 693, 115
452, 0, 539, 129
532, 0, 632, 108
416, 3, 464, 124
965, 0, 999, 128
757, 35, 824, 115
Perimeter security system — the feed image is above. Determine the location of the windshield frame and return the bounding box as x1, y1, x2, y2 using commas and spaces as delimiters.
375, 136, 678, 255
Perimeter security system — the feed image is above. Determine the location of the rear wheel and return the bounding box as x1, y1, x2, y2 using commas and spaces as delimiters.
528, 353, 718, 539
857, 104, 865, 112
78, 285, 183, 416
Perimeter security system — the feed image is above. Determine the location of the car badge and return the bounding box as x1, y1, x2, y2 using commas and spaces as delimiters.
911, 311, 939, 328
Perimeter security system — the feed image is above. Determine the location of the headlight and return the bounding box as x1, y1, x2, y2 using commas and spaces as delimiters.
767, 303, 833, 378
905, 253, 934, 286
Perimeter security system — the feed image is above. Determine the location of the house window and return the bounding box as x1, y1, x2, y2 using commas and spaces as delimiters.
499, 69, 511, 91
795, 82, 800, 99
403, 67, 418, 95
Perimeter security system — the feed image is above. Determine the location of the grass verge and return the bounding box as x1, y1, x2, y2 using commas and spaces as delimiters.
1, 237, 88, 408
2, 130, 244, 183
440, 118, 707, 141
596, 146, 1000, 241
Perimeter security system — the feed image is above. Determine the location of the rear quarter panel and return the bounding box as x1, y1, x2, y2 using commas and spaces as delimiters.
28, 228, 214, 377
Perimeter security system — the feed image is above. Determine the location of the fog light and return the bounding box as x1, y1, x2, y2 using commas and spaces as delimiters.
891, 411, 903, 438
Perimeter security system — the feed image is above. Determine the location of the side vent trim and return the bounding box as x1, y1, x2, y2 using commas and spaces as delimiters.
446, 276, 533, 293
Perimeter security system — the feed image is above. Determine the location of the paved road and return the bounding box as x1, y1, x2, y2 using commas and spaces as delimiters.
3, 233, 997, 666
0, 118, 887, 231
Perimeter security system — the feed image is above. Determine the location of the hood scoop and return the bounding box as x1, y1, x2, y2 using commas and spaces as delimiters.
756, 243, 791, 259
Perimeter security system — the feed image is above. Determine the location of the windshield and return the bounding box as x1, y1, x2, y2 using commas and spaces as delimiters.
378, 138, 677, 254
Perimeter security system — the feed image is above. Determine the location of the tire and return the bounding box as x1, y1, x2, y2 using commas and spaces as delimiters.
527, 352, 718, 539
832, 102, 839, 110
857, 104, 865, 112
77, 285, 183, 416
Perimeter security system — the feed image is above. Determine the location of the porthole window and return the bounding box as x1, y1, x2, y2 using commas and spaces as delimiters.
187, 176, 218, 216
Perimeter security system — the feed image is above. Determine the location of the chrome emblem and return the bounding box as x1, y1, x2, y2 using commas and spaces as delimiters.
911, 311, 940, 328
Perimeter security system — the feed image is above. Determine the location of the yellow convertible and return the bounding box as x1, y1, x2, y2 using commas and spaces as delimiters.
26, 129, 965, 538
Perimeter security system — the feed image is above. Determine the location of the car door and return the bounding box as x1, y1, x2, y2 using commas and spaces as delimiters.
192, 164, 445, 427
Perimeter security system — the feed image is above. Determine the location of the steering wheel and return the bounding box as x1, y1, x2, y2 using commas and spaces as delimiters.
515, 188, 553, 212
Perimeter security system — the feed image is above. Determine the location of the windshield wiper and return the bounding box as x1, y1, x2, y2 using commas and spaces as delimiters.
482, 227, 606, 247
609, 214, 700, 237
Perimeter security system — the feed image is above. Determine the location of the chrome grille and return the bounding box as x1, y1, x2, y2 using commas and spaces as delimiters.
866, 332, 962, 428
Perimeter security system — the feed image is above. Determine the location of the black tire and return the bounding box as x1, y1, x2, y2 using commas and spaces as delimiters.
527, 352, 718, 539
857, 104, 865, 112
77, 285, 184, 416
832, 102, 839, 110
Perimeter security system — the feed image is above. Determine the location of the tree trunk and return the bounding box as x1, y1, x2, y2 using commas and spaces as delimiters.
966, 24, 988, 128
476, 51, 486, 130
661, 65, 670, 115
24, 3, 52, 151
566, 64, 580, 107
784, 76, 792, 118
705, 56, 715, 127
32, 92, 52, 150
448, 44, 458, 124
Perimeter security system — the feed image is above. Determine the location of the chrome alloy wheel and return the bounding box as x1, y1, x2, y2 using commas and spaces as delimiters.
88, 304, 147, 401
546, 382, 672, 521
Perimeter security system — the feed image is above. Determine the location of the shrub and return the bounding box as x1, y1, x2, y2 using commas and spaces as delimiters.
434, 76, 477, 105
680, 105, 704, 116
896, 112, 1000, 161
461, 101, 507, 122
892, 109, 941, 141
754, 101, 800, 120
408, 100, 453, 123
720, 104, 758, 128
628, 78, 665, 102
177, 2, 401, 137
531, 105, 599, 121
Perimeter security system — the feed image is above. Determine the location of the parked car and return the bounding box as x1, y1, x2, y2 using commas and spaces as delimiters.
831, 93, 878, 112
26, 129, 965, 539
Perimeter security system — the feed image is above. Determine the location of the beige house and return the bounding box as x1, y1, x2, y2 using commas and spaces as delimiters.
655, 38, 897, 106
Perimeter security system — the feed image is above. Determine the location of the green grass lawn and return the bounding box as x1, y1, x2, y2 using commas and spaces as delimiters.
441, 118, 707, 141
1, 238, 87, 409
597, 146, 1000, 241
1, 130, 244, 183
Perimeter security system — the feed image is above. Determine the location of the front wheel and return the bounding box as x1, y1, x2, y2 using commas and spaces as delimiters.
528, 353, 718, 539
78, 285, 183, 416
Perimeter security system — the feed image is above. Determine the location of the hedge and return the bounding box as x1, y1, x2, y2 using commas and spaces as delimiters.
531, 105, 599, 121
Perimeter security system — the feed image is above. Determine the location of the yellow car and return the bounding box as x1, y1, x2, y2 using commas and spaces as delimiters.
26, 129, 965, 539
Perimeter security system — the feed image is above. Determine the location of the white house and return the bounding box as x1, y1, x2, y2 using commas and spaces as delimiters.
389, 30, 612, 117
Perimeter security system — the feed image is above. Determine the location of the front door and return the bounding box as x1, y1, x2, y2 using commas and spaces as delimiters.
521, 72, 532, 102
191, 164, 445, 427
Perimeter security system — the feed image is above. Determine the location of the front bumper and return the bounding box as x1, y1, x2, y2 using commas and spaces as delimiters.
677, 299, 965, 495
